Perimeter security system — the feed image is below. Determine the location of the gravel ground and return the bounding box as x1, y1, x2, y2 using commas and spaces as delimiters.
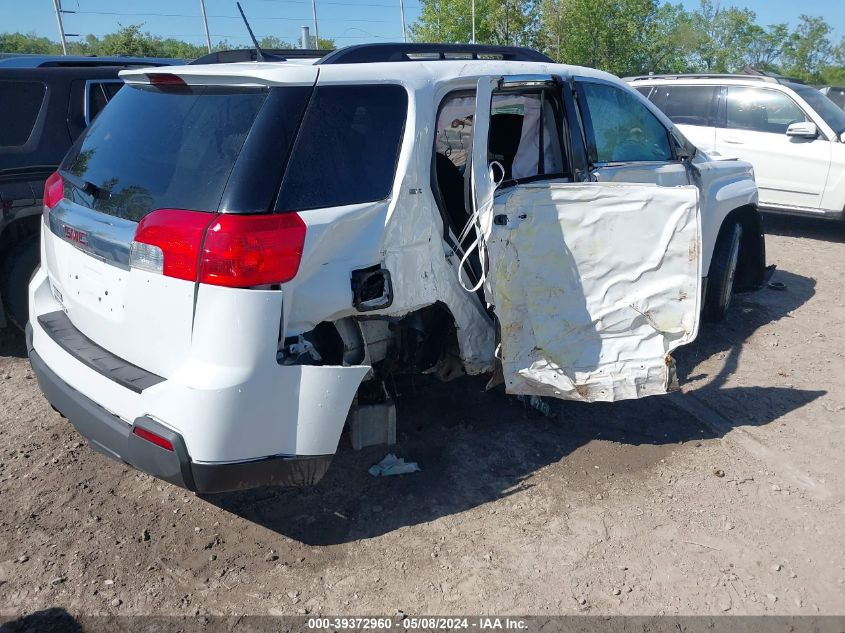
0, 214, 844, 617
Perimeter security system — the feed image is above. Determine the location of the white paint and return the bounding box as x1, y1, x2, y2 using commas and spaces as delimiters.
483, 183, 701, 401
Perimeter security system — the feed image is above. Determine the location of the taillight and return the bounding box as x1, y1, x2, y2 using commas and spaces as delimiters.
43, 171, 63, 209
200, 213, 306, 287
131, 209, 215, 281
130, 209, 307, 287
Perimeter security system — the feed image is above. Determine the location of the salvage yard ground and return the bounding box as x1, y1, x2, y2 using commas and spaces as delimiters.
0, 215, 843, 616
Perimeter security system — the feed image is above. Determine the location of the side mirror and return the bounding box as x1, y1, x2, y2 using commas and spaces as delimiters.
786, 122, 818, 139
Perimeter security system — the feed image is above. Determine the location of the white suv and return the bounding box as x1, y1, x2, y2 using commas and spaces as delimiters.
629, 74, 845, 220
27, 44, 764, 493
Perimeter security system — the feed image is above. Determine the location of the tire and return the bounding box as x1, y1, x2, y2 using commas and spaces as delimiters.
702, 221, 743, 323
1, 236, 40, 332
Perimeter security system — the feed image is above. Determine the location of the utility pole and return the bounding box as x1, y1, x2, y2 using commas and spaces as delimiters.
52, 0, 68, 55
400, 0, 407, 43
471, 0, 476, 44
311, 0, 319, 48
199, 0, 212, 53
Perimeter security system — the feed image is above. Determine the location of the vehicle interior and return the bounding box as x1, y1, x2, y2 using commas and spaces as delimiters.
432, 87, 570, 253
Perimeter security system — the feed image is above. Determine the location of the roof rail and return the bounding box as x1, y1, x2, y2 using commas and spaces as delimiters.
625, 73, 778, 83
317, 43, 553, 65
190, 48, 331, 65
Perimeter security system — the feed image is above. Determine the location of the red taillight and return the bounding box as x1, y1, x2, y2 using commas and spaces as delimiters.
200, 213, 307, 287
132, 426, 174, 452
44, 171, 63, 209
132, 209, 216, 282
131, 209, 307, 287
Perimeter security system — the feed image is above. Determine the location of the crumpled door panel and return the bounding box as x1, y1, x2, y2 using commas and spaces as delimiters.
485, 182, 701, 402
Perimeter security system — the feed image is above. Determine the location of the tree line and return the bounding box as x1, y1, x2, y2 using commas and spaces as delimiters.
0, 25, 334, 61
411, 0, 845, 83
1, 0, 842, 84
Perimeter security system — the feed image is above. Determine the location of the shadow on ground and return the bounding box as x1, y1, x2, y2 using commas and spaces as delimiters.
0, 327, 27, 360
205, 269, 823, 546
762, 212, 845, 244
0, 608, 82, 633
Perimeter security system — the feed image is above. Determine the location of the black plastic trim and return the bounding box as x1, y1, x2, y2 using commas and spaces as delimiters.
218, 85, 315, 215
37, 310, 164, 394
317, 43, 553, 65
28, 339, 333, 493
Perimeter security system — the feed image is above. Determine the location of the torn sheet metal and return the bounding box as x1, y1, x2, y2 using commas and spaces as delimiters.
483, 182, 701, 402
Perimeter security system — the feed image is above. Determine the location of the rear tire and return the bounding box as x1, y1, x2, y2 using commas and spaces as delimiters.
703, 221, 742, 323
1, 236, 40, 332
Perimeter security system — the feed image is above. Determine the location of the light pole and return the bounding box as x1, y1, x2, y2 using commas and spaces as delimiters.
400, 0, 407, 43
312, 0, 319, 48
52, 0, 68, 55
199, 0, 212, 53
471, 0, 476, 44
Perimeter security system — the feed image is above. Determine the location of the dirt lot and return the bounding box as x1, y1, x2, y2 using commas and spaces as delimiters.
1, 215, 844, 617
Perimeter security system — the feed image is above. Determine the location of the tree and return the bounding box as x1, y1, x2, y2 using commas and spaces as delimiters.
0, 32, 61, 54
743, 23, 789, 71
410, 0, 540, 47
689, 0, 756, 72
536, 0, 689, 76
781, 15, 833, 82
97, 25, 161, 57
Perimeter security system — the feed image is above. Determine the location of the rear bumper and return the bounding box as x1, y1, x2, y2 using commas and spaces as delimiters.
27, 323, 332, 493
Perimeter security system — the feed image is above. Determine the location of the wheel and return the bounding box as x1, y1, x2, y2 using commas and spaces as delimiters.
1, 236, 40, 332
702, 221, 742, 323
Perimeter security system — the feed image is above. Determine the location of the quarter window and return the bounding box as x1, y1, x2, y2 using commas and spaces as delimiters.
726, 87, 807, 134
276, 84, 408, 211
579, 82, 672, 163
0, 80, 46, 147
86, 80, 123, 124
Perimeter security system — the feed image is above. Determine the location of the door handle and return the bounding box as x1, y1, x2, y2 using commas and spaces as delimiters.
723, 138, 745, 145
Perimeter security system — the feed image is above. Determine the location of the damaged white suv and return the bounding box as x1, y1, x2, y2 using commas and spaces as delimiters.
27, 44, 765, 493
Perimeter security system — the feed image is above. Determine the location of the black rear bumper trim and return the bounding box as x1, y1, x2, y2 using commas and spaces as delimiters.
37, 310, 164, 394
28, 339, 332, 493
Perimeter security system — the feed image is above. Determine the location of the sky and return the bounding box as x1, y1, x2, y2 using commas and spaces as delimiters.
0, 0, 841, 50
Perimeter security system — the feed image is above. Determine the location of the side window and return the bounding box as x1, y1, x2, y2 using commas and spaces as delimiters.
0, 80, 46, 147
276, 84, 408, 212
488, 89, 568, 182
435, 93, 475, 177
86, 80, 123, 124
649, 85, 719, 127
726, 87, 807, 134
579, 81, 673, 163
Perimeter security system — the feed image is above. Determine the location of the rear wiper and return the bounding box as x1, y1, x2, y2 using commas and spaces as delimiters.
60, 170, 110, 201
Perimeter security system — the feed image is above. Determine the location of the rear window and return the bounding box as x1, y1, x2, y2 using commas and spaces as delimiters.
62, 83, 269, 221
648, 85, 719, 127
0, 80, 46, 147
275, 84, 408, 211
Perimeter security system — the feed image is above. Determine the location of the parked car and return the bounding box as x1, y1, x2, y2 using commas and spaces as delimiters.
819, 86, 845, 111
0, 55, 182, 330
27, 44, 764, 493
629, 73, 845, 220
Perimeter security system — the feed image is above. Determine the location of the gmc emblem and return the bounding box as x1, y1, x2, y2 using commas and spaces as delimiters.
63, 225, 88, 247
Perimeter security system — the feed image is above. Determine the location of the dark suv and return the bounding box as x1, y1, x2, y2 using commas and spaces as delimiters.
0, 55, 180, 330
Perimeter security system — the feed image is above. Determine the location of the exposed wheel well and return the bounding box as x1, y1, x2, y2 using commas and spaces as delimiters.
716, 205, 765, 293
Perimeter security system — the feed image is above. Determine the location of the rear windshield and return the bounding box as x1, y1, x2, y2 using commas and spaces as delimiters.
0, 80, 46, 147
62, 83, 268, 221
